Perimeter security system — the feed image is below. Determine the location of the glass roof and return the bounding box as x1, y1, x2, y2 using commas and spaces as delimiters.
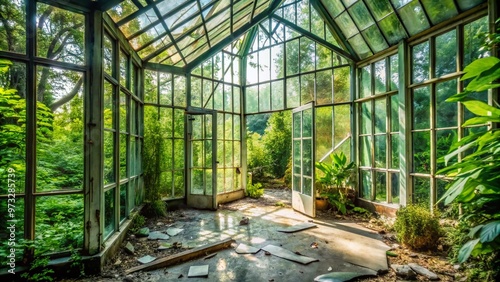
107, 0, 487, 66
319, 0, 486, 59
107, 0, 274, 67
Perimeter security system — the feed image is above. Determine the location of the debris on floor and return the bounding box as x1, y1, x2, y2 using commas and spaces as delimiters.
277, 222, 317, 233
158, 242, 173, 250
408, 263, 439, 280
166, 227, 183, 236
314, 271, 377, 282
124, 242, 135, 255
136, 227, 150, 237
148, 231, 170, 240
239, 217, 249, 225
310, 242, 318, 249
137, 255, 156, 264
126, 238, 234, 274
187, 265, 209, 278
203, 253, 217, 260
261, 244, 319, 265
235, 243, 260, 254
391, 264, 417, 280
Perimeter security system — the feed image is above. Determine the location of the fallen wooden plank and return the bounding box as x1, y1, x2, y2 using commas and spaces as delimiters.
277, 222, 317, 233
125, 238, 235, 274
261, 244, 319, 265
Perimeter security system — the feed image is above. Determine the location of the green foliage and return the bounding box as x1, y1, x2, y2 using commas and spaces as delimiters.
130, 214, 146, 233
246, 132, 267, 171
394, 205, 442, 251
20, 256, 54, 282
262, 111, 292, 178
315, 152, 356, 190
68, 249, 85, 277
245, 182, 264, 199
144, 200, 167, 218
438, 54, 500, 264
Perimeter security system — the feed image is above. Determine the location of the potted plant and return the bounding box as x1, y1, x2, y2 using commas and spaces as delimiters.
315, 152, 356, 214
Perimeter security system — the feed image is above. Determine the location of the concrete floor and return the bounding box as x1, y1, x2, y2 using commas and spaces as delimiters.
142, 203, 390, 282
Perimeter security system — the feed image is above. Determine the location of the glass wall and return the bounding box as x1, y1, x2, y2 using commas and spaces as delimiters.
143, 71, 186, 199
0, 1, 87, 257
357, 55, 399, 203
102, 29, 143, 240
409, 16, 489, 208
191, 40, 243, 193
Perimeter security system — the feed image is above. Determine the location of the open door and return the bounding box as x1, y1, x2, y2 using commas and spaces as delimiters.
186, 109, 217, 209
292, 103, 315, 217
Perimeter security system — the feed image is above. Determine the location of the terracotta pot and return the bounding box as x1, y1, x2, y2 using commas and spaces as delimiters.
316, 197, 329, 210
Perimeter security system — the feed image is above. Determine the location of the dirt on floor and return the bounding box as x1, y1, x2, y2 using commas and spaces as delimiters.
62, 183, 465, 282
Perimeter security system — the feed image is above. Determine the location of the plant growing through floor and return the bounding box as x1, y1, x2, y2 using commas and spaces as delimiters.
437, 39, 500, 267
315, 152, 356, 214
20, 255, 54, 282
68, 249, 85, 277
245, 181, 264, 199
394, 204, 442, 250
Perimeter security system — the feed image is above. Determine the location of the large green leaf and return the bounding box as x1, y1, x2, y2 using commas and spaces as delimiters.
462, 100, 500, 118
465, 62, 500, 92
479, 221, 500, 243
0, 58, 13, 73
458, 238, 480, 263
444, 141, 475, 165
463, 116, 500, 126
461, 57, 500, 80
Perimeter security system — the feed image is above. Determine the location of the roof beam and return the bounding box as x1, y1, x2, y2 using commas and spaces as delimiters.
271, 14, 356, 62
309, 0, 359, 61
184, 0, 285, 71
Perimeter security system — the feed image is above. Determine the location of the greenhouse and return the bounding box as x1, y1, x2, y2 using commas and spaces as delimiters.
0, 0, 499, 280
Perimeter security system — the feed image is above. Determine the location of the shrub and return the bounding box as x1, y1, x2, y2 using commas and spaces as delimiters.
144, 200, 167, 218
394, 205, 442, 250
245, 182, 264, 199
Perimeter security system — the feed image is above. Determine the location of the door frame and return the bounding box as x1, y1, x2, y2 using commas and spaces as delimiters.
185, 107, 218, 210
291, 102, 316, 217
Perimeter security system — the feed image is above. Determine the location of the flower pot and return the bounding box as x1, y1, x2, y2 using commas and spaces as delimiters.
316, 197, 329, 210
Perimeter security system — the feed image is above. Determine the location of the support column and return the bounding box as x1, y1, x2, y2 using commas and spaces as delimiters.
398, 41, 411, 207
85, 9, 104, 255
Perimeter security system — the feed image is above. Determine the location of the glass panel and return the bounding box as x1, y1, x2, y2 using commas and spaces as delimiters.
159, 72, 172, 105
375, 171, 386, 202
389, 55, 399, 91
259, 83, 271, 112
234, 86, 241, 113
0, 0, 26, 53
361, 170, 372, 199
398, 1, 430, 36
36, 195, 83, 254
300, 37, 315, 73
463, 16, 488, 67
334, 105, 351, 145
303, 108, 312, 138
103, 188, 115, 239
301, 74, 315, 105
191, 169, 203, 194
174, 75, 187, 107
349, 34, 372, 59
293, 112, 301, 138
120, 183, 127, 221
36, 67, 83, 192
375, 135, 386, 168
360, 65, 371, 98
160, 170, 172, 198
246, 85, 258, 113
315, 107, 333, 160
436, 79, 458, 128
413, 131, 430, 173
366, 0, 392, 21
287, 77, 300, 108
456, 0, 485, 10
349, 2, 375, 30
224, 84, 232, 112
37, 3, 85, 65
258, 48, 271, 82
412, 41, 429, 84
436, 129, 457, 171
360, 136, 372, 167
321, 0, 345, 18
247, 53, 258, 85
214, 84, 223, 111
334, 67, 350, 103
391, 133, 399, 169
144, 70, 158, 103
436, 30, 457, 77
413, 177, 430, 205
335, 12, 358, 39
374, 98, 386, 134
412, 86, 430, 130
421, 0, 458, 25
316, 70, 332, 105
271, 44, 284, 79
374, 60, 386, 94
191, 76, 202, 107
174, 140, 184, 169
120, 134, 128, 178
103, 34, 113, 75
361, 101, 372, 134
362, 25, 389, 54
317, 44, 332, 70
120, 91, 128, 132
108, 0, 139, 22
378, 13, 406, 45
104, 131, 115, 185
391, 94, 399, 132
286, 39, 299, 75
174, 170, 184, 198
120, 50, 128, 86
271, 80, 284, 110
391, 173, 399, 203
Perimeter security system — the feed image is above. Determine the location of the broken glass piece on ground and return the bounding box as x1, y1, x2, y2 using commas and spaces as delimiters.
137, 255, 156, 264
158, 242, 173, 250
261, 245, 319, 265
277, 222, 317, 233
166, 227, 183, 236
235, 243, 260, 254
148, 231, 170, 240
188, 265, 209, 278
314, 271, 377, 282
124, 242, 135, 254
136, 227, 150, 237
